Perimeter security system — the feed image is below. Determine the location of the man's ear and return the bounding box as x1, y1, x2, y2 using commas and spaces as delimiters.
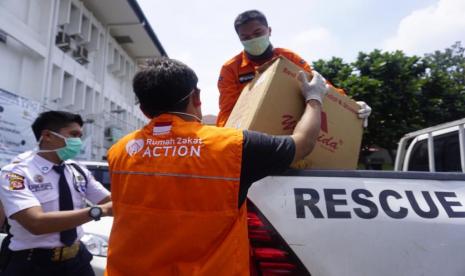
268, 26, 272, 37
39, 129, 55, 147
193, 91, 202, 107
41, 130, 52, 141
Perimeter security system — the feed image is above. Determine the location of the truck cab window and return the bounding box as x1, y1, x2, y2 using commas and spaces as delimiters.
408, 140, 429, 171
408, 131, 461, 172
433, 132, 461, 172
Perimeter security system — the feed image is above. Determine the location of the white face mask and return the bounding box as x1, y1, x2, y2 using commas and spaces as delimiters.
11, 132, 83, 163
241, 34, 271, 56
33, 132, 82, 159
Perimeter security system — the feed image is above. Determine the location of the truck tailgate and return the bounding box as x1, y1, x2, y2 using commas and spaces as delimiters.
248, 170, 465, 276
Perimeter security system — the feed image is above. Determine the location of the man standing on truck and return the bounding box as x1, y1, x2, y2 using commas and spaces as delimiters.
217, 9, 372, 127
105, 57, 328, 275
0, 111, 112, 276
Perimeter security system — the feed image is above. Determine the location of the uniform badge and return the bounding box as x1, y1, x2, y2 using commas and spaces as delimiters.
75, 176, 87, 193
28, 183, 53, 192
33, 175, 44, 183
8, 173, 25, 190
238, 72, 255, 84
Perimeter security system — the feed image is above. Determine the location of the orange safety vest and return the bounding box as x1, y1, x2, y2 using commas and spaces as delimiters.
105, 114, 249, 276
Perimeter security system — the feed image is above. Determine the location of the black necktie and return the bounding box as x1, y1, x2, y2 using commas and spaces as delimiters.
53, 164, 77, 246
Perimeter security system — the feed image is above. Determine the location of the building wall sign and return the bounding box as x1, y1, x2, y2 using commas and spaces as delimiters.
0, 88, 40, 167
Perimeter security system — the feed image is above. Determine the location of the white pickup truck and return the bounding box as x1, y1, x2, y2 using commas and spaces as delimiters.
3, 118, 465, 275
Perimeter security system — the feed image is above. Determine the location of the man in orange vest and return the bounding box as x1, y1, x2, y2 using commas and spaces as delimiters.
105, 57, 328, 275
217, 9, 372, 127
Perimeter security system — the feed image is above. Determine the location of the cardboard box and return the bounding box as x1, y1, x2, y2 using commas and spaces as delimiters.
225, 56, 363, 169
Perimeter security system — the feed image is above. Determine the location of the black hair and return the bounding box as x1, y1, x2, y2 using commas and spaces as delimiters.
234, 10, 268, 32
133, 57, 198, 118
31, 111, 83, 141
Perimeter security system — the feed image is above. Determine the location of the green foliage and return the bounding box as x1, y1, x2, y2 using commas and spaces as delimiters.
312, 41, 465, 157
313, 57, 352, 85
419, 41, 465, 125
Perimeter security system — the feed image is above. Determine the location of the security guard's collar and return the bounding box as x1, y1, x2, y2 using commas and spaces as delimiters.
32, 154, 59, 174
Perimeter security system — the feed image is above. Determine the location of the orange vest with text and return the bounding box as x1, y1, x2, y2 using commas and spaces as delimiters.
105, 114, 249, 276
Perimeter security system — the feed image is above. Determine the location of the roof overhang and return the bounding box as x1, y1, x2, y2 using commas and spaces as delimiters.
82, 0, 167, 59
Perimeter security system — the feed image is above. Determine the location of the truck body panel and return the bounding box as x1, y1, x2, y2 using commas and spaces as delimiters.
248, 170, 465, 276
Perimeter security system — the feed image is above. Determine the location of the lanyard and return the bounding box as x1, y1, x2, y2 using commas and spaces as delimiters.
66, 164, 88, 208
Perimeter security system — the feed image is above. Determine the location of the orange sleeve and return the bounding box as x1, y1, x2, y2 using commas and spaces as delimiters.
333, 87, 346, 95
216, 65, 242, 127
280, 50, 313, 73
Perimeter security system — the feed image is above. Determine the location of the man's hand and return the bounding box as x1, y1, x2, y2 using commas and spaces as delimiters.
356, 101, 372, 127
297, 70, 330, 104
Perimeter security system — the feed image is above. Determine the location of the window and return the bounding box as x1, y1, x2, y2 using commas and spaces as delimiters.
434, 132, 461, 172
408, 131, 461, 172
408, 139, 429, 171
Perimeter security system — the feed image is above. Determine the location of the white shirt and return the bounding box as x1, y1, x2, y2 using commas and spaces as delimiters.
0, 154, 110, 250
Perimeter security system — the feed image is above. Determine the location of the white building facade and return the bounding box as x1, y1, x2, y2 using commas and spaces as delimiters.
0, 0, 167, 162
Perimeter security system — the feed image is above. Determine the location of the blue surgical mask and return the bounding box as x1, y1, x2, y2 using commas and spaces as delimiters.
49, 131, 83, 160
241, 34, 270, 56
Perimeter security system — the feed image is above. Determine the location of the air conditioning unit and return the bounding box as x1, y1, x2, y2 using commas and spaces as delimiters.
56, 31, 71, 52
73, 46, 89, 65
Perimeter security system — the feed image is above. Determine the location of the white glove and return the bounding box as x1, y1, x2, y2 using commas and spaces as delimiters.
356, 101, 372, 127
297, 70, 330, 105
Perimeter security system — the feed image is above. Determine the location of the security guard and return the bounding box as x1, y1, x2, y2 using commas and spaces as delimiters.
0, 111, 112, 276
105, 57, 326, 275
216, 9, 372, 127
